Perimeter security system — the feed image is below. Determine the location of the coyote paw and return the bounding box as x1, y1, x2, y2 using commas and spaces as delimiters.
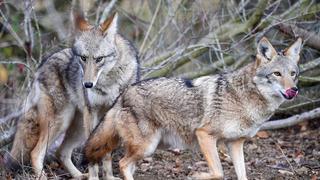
190, 172, 223, 180
106, 176, 122, 180
71, 173, 88, 180
88, 176, 100, 180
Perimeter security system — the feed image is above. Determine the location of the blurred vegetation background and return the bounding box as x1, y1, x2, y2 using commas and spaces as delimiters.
0, 0, 319, 143
0, 0, 319, 178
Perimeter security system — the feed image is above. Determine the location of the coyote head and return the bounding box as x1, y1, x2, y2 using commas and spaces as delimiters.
253, 37, 302, 100
72, 13, 119, 88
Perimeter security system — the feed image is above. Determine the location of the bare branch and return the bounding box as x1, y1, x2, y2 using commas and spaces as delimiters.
260, 107, 320, 130
98, 0, 118, 24
0, 10, 27, 53
0, 60, 34, 73
44, 0, 67, 40
277, 23, 320, 51
0, 127, 15, 147
139, 0, 162, 56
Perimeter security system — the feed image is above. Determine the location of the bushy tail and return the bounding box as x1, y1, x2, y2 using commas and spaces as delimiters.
4, 107, 39, 171
85, 109, 119, 163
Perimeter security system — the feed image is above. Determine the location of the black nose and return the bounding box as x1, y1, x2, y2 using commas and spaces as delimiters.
84, 82, 93, 88
291, 87, 298, 92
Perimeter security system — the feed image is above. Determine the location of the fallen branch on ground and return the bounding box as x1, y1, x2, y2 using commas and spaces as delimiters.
260, 107, 320, 130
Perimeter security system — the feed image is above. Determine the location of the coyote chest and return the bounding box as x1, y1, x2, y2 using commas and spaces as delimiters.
86, 85, 120, 107
219, 100, 274, 139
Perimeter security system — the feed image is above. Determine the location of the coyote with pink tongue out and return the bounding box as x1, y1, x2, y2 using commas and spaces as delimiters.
85, 37, 302, 180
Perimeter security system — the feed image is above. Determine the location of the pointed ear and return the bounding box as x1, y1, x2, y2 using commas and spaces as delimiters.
284, 37, 302, 63
74, 12, 92, 31
257, 37, 277, 61
99, 13, 118, 40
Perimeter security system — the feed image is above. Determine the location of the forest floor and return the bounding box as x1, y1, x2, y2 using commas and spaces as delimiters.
3, 120, 319, 180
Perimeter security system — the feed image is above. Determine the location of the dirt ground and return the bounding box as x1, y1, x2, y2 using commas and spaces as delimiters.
4, 120, 320, 180
130, 121, 320, 180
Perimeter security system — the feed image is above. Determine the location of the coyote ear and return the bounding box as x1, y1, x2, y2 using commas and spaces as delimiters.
100, 13, 118, 40
284, 37, 302, 63
257, 37, 277, 61
74, 12, 92, 31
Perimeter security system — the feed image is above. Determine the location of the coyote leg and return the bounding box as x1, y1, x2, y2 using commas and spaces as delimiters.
84, 107, 100, 180
102, 153, 121, 180
57, 112, 85, 178
119, 156, 137, 180
193, 129, 223, 180
102, 110, 120, 180
119, 110, 161, 180
227, 138, 247, 180
31, 98, 66, 179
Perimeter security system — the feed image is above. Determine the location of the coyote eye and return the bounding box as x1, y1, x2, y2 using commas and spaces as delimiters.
96, 57, 103, 63
80, 56, 86, 62
273, 72, 281, 76
291, 71, 296, 76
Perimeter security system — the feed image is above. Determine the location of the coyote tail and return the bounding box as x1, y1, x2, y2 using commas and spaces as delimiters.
4, 107, 39, 171
85, 110, 119, 163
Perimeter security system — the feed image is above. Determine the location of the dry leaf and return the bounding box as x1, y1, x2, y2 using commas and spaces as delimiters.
256, 131, 270, 138
0, 64, 8, 84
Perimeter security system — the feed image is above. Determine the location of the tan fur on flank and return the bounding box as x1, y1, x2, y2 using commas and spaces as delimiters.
85, 37, 303, 180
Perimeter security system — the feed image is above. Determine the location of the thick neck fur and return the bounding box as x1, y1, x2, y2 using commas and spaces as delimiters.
228, 61, 284, 117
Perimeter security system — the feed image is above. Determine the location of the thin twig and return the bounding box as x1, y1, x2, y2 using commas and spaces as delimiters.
98, 0, 118, 24
44, 0, 67, 40
274, 142, 297, 176
139, 0, 162, 56
0, 10, 27, 53
0, 61, 33, 73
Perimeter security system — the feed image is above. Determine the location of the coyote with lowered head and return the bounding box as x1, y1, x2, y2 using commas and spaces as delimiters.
4, 13, 139, 179
85, 37, 302, 180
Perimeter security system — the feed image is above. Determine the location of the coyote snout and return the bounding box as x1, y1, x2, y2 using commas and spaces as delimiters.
281, 87, 298, 100
81, 59, 101, 88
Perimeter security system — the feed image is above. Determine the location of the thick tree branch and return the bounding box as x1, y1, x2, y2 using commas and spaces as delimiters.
277, 24, 320, 51
260, 107, 320, 130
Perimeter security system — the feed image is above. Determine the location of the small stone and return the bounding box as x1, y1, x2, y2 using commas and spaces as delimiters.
278, 169, 294, 175
143, 157, 153, 163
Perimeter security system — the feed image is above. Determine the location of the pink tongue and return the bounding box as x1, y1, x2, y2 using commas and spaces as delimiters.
285, 89, 298, 98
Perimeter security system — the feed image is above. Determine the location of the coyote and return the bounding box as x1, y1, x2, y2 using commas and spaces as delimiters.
85, 37, 302, 180
4, 13, 139, 179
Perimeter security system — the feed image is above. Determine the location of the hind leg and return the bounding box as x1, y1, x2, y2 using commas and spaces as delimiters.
119, 133, 160, 180
6, 107, 39, 171
102, 153, 121, 180
31, 98, 75, 178
84, 107, 120, 180
30, 98, 55, 178
118, 111, 161, 180
100, 109, 121, 180
56, 111, 85, 178
100, 135, 120, 180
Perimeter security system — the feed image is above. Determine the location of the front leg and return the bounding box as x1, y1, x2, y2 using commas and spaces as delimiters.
227, 138, 247, 180
192, 129, 223, 180
83, 107, 100, 180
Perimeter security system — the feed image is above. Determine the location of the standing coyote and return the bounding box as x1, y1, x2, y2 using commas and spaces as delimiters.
85, 37, 302, 180
4, 13, 139, 179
